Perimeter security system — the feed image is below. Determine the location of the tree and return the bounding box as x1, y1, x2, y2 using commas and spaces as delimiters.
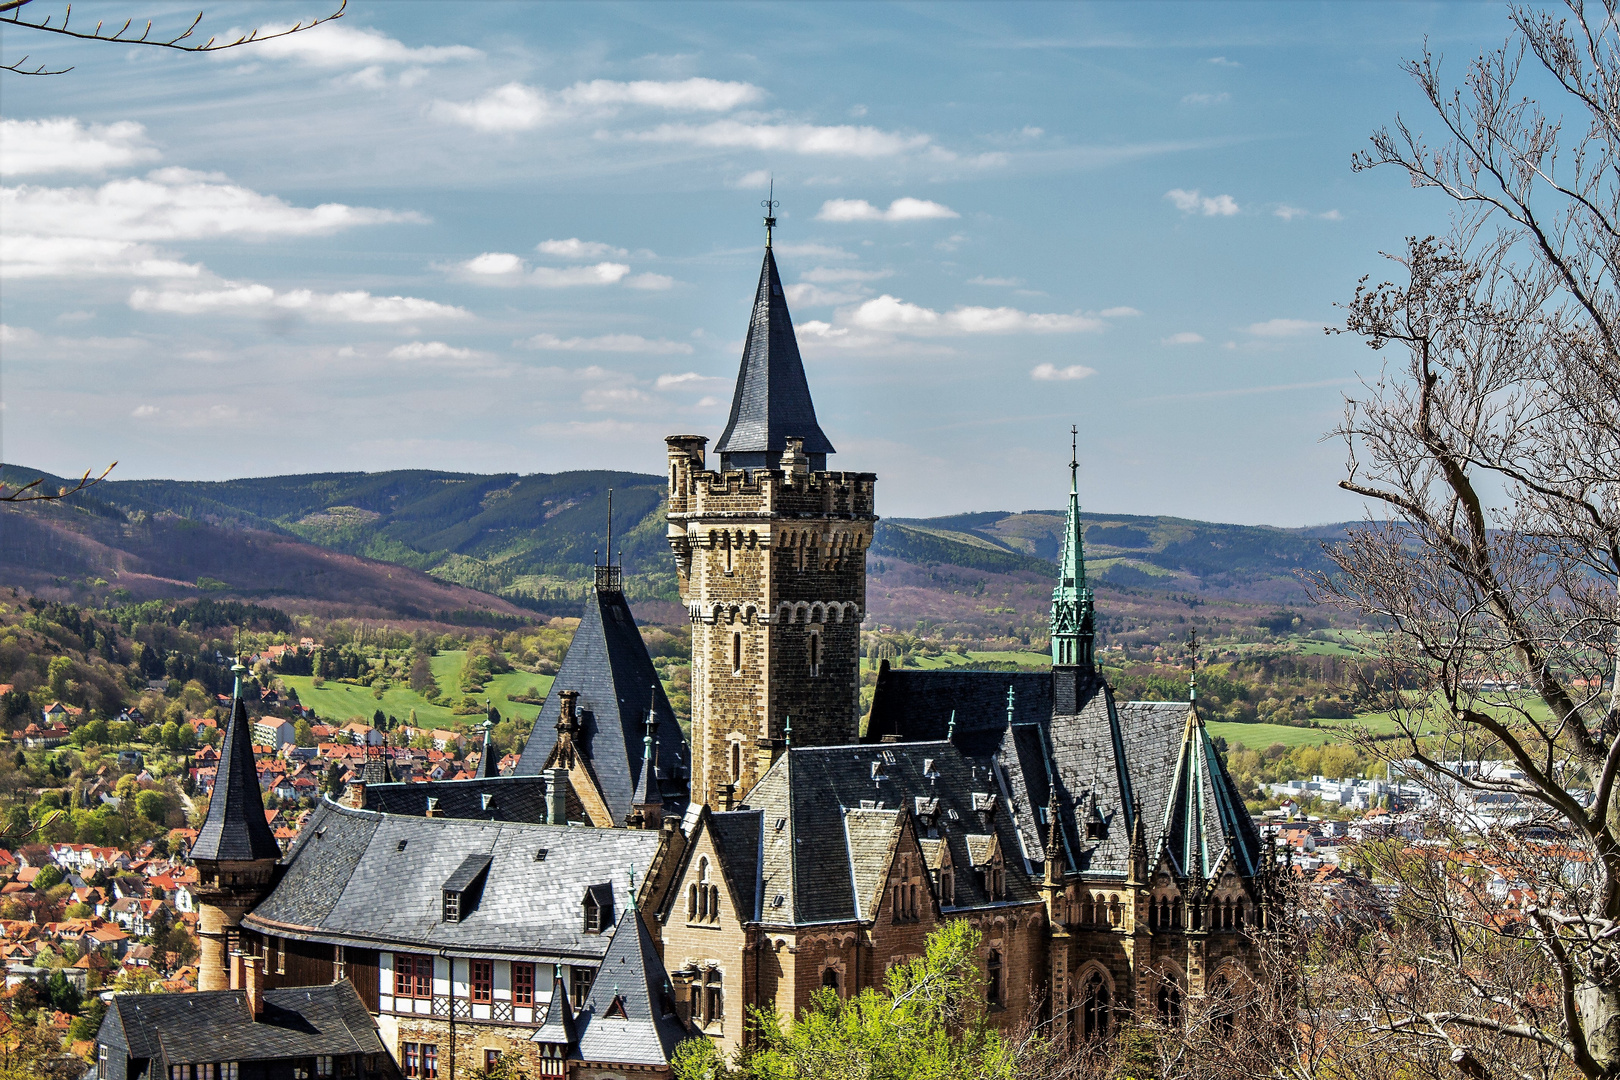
44, 968, 80, 1014
294, 719, 314, 747
134, 789, 168, 823
32, 864, 63, 890
1312, 6, 1620, 1076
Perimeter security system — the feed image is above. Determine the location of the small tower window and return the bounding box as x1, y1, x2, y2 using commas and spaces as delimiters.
730, 741, 742, 785
808, 629, 822, 677
732, 632, 742, 675
724, 534, 733, 574
987, 950, 1004, 1007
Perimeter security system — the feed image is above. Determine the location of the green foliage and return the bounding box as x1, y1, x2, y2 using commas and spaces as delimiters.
32, 865, 63, 891
686, 921, 1022, 1080
134, 789, 169, 823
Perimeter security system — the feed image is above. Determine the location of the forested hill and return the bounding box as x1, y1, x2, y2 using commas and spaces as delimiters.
0, 465, 1354, 632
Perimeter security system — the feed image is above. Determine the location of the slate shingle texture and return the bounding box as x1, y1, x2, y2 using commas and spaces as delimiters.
713, 246, 835, 468
243, 800, 662, 963
863, 668, 1052, 756
515, 584, 689, 824
192, 695, 280, 863
571, 910, 691, 1067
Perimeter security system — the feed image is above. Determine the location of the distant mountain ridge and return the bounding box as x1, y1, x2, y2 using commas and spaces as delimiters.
0, 465, 1354, 627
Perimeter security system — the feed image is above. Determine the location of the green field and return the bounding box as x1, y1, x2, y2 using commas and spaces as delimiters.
903, 650, 1052, 671
281, 651, 554, 730
1210, 713, 1413, 750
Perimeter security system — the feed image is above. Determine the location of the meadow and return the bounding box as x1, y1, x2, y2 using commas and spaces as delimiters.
281, 651, 554, 730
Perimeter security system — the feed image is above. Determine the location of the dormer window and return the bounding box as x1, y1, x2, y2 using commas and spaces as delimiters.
441, 853, 491, 924
583, 883, 613, 934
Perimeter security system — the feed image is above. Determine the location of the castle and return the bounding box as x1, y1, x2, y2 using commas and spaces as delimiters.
103, 229, 1275, 1080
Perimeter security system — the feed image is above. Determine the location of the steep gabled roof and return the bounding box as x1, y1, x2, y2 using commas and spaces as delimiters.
573, 910, 689, 1067
863, 666, 1052, 756
1160, 697, 1264, 880
514, 583, 688, 823
714, 246, 835, 466
192, 689, 280, 864
531, 967, 577, 1048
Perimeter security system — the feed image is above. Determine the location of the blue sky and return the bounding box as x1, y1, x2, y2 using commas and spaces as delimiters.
0, 1, 1513, 524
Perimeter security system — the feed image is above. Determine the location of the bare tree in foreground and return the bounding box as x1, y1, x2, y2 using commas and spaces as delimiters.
1308, 1, 1620, 1075
0, 0, 346, 75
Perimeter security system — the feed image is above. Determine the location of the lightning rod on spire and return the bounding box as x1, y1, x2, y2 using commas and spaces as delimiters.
761, 177, 779, 249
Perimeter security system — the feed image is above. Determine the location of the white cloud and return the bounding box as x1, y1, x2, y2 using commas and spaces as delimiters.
1031, 363, 1097, 381
626, 272, 675, 290
389, 341, 476, 361
1165, 189, 1239, 217
735, 169, 773, 188
524, 333, 694, 354
969, 275, 1022, 287
1274, 205, 1309, 221
529, 262, 631, 287
628, 121, 934, 158
434, 77, 763, 133
246, 24, 481, 66
1162, 331, 1205, 345
1099, 306, 1141, 318
559, 77, 762, 111
0, 324, 39, 344
0, 236, 201, 279
785, 283, 864, 307
462, 252, 526, 275
1207, 56, 1242, 67
538, 238, 629, 259
5, 169, 420, 244
655, 371, 724, 389
817, 196, 958, 222
129, 281, 469, 322
847, 295, 1104, 335
1244, 318, 1316, 337
1319, 209, 1343, 221
1180, 92, 1230, 106
0, 118, 159, 177
802, 267, 892, 283
131, 404, 160, 418
433, 83, 552, 132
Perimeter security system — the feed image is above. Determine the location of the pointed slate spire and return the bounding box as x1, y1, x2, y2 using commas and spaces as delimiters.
192, 660, 280, 863
1051, 426, 1096, 671
714, 245, 836, 472
573, 908, 690, 1068
1159, 638, 1261, 882
532, 964, 578, 1051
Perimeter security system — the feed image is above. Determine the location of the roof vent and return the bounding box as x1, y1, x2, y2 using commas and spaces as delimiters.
534, 848, 548, 861
772, 894, 785, 908
871, 762, 885, 781
774, 818, 786, 832
441, 852, 493, 924
481, 794, 494, 811
860, 799, 876, 810
397, 839, 408, 852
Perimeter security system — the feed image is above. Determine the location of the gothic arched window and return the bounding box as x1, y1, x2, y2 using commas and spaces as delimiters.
1081, 971, 1111, 1039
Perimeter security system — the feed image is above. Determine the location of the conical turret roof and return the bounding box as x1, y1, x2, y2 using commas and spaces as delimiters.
1159, 691, 1262, 880
573, 908, 689, 1066
714, 246, 835, 468
193, 676, 281, 863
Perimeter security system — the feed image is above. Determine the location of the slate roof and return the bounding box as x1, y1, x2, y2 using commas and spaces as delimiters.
192, 692, 280, 863
98, 982, 389, 1079
532, 967, 577, 1047
863, 666, 1052, 756
713, 246, 835, 469
571, 910, 690, 1067
709, 810, 763, 923
362, 774, 551, 822
1161, 700, 1265, 879
843, 808, 901, 922
867, 666, 1262, 887
515, 582, 689, 824
243, 799, 662, 962
748, 741, 1037, 926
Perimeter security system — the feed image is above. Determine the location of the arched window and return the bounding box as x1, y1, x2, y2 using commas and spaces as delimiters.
702, 970, 724, 1026
697, 859, 711, 920
987, 950, 1003, 1007
941, 866, 954, 906
729, 742, 741, 785
687, 883, 698, 923
1234, 899, 1245, 927
822, 967, 840, 993
1081, 972, 1111, 1039
1211, 975, 1236, 1037
724, 533, 733, 574
1158, 983, 1182, 1026
808, 630, 821, 677
732, 632, 742, 675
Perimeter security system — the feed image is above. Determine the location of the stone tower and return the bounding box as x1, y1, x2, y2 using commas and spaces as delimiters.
191, 662, 282, 992
666, 235, 877, 809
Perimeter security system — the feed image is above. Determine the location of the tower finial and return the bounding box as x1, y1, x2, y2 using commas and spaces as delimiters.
1006, 685, 1016, 727
606, 487, 613, 567
947, 710, 956, 740
1188, 628, 1200, 704
784, 714, 792, 748
761, 177, 779, 249
644, 688, 656, 764
1070, 424, 1078, 494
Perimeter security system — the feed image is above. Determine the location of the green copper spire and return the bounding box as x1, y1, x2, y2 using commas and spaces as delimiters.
1050, 426, 1096, 670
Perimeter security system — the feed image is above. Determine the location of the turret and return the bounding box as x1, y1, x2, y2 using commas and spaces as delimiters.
192, 660, 282, 992
1050, 426, 1096, 680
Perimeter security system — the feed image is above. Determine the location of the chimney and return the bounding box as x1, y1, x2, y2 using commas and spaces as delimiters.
780, 436, 808, 476
243, 954, 265, 1019
344, 779, 366, 810
558, 690, 580, 732
545, 768, 569, 826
